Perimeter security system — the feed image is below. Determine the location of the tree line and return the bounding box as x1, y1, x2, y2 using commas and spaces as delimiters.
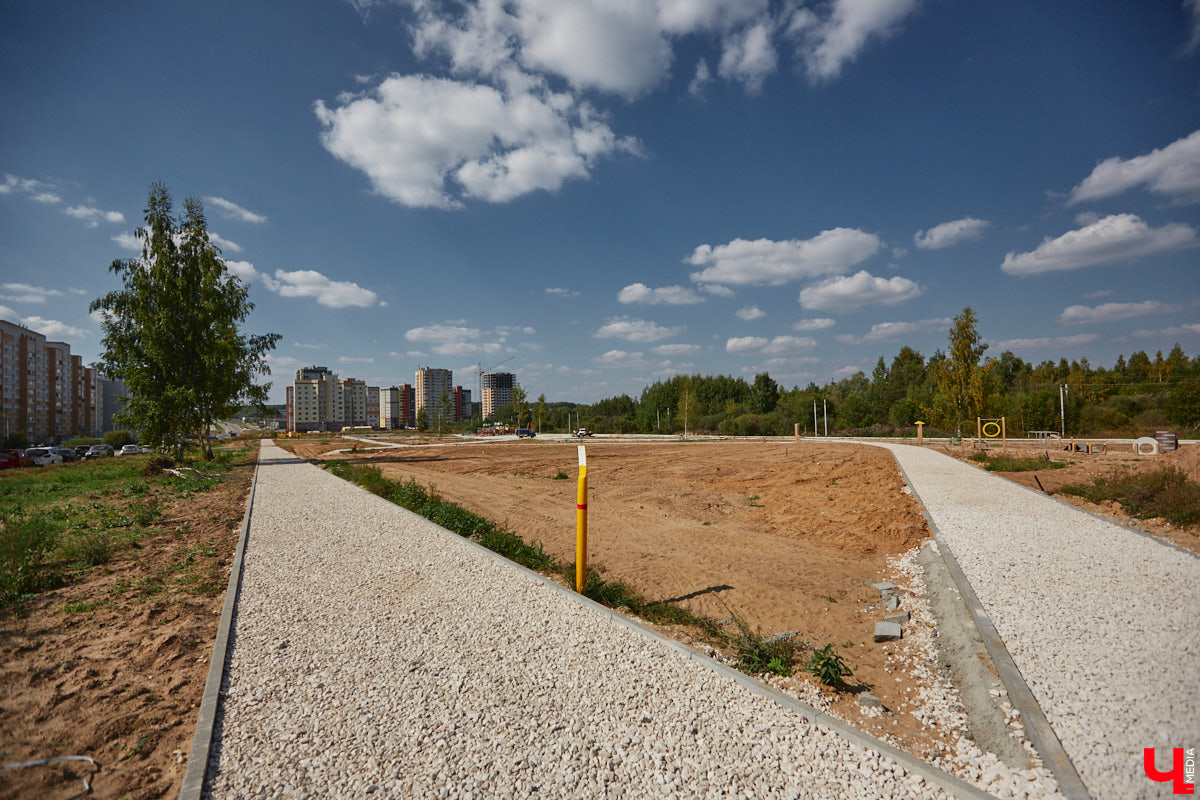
489, 309, 1199, 438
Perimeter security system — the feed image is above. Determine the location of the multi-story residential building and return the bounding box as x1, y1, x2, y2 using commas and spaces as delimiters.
365, 386, 380, 430
0, 319, 97, 442
340, 378, 368, 428
290, 366, 342, 432
399, 383, 415, 428
415, 367, 453, 426
481, 371, 515, 421
453, 386, 473, 421
380, 384, 417, 430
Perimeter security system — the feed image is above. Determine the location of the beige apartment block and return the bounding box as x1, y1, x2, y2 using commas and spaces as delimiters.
0, 319, 97, 441
291, 366, 342, 432
340, 378, 368, 428
415, 367, 453, 426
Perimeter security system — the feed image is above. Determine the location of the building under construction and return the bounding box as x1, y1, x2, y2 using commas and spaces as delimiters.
481, 371, 515, 420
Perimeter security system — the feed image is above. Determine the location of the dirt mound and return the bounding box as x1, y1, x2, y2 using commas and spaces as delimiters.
1153, 442, 1200, 482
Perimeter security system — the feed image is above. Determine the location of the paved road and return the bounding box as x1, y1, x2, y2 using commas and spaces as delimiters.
872, 443, 1199, 800
201, 442, 989, 799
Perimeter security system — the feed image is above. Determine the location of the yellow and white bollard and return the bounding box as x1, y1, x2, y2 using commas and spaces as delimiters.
576, 445, 587, 593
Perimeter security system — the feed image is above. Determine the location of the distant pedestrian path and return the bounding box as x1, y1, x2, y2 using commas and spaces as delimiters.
202, 441, 984, 799
871, 443, 1199, 800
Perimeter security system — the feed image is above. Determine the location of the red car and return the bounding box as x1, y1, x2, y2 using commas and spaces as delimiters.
0, 449, 33, 469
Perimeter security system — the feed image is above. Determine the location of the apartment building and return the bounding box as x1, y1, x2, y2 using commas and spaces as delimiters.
0, 319, 98, 441
454, 387, 473, 421
341, 378, 368, 428
289, 365, 342, 432
481, 371, 515, 421
379, 384, 415, 430
366, 386, 380, 430
415, 367, 454, 426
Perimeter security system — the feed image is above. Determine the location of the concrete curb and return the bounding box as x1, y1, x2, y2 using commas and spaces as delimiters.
299, 445, 999, 800
883, 447, 1092, 800
178, 450, 259, 800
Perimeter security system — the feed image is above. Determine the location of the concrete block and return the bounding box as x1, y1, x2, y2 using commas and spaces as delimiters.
874, 622, 902, 642
884, 610, 910, 625
870, 582, 897, 592
885, 594, 901, 610
858, 693, 885, 711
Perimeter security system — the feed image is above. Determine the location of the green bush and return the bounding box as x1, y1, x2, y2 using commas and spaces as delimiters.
1061, 466, 1200, 526
103, 430, 135, 448
1, 516, 60, 604
805, 644, 853, 689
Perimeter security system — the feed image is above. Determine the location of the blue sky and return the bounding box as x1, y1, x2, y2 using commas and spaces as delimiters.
2, 0, 1199, 405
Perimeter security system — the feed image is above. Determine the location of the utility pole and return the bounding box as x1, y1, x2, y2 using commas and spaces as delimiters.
1059, 383, 1067, 438
813, 400, 818, 438
823, 399, 828, 437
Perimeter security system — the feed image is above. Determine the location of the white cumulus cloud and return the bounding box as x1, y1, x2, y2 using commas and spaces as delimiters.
64, 204, 125, 227
735, 305, 765, 320
262, 269, 378, 308
204, 196, 268, 224
1057, 301, 1184, 326
0, 283, 63, 304
545, 287, 581, 297
617, 282, 704, 305
594, 349, 650, 369
726, 335, 814, 354
718, 19, 778, 93
595, 317, 682, 342
686, 228, 882, 286
315, 73, 640, 209
1000, 214, 1197, 276
793, 317, 836, 331
1068, 129, 1200, 205
651, 343, 702, 356
836, 317, 951, 345
989, 334, 1099, 351
20, 316, 87, 341
913, 217, 990, 250
799, 270, 922, 312
787, 0, 920, 83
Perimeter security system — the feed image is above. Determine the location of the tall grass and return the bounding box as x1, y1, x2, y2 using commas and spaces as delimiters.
1060, 466, 1200, 526
0, 515, 60, 603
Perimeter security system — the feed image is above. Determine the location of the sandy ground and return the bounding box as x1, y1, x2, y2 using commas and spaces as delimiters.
291, 438, 976, 757
0, 458, 253, 800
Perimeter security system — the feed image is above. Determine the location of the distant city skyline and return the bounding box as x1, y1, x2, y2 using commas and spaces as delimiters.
3, 2, 1198, 406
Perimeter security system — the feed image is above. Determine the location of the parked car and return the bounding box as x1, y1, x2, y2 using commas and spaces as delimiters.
83, 444, 114, 460
574, 428, 593, 438
118, 444, 141, 457
0, 449, 24, 469
73, 444, 93, 457
516, 428, 536, 438
53, 447, 79, 462
25, 447, 63, 466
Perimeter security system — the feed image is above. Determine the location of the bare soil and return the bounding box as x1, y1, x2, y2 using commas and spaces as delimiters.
292, 438, 967, 755
0, 457, 253, 800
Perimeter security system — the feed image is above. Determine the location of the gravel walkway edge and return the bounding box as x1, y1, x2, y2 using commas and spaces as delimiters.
881, 448, 1090, 800
191, 442, 1001, 800
179, 452, 260, 800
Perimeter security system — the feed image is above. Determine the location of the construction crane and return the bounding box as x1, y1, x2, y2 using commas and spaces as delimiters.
477, 356, 514, 421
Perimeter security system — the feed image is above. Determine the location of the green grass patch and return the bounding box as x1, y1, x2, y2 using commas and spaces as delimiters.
0, 516, 61, 604
1060, 466, 1200, 527
970, 453, 1068, 472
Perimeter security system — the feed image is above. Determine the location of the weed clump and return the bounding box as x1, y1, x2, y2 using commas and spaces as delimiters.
805, 643, 853, 689
1, 515, 61, 604
1061, 466, 1200, 526
971, 453, 1067, 472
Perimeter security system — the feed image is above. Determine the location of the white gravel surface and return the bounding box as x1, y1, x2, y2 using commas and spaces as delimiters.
203, 442, 978, 799
872, 443, 1200, 800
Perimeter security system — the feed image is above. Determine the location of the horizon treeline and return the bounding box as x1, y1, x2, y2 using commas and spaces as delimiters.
491, 310, 1200, 438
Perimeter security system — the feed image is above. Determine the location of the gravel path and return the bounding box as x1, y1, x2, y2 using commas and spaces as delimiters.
872, 444, 1199, 800
203, 442, 984, 799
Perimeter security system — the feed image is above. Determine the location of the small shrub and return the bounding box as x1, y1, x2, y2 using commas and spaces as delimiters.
63, 532, 114, 567
728, 616, 795, 676
553, 471, 569, 480
1, 516, 60, 604
142, 456, 175, 476
973, 454, 1067, 472
806, 643, 853, 690
1061, 466, 1200, 527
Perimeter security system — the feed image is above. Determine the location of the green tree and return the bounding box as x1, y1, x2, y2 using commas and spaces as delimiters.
928, 308, 991, 434
534, 393, 548, 432
90, 184, 279, 460
436, 389, 452, 435
102, 430, 134, 449
749, 372, 779, 414
415, 406, 429, 431
510, 383, 528, 428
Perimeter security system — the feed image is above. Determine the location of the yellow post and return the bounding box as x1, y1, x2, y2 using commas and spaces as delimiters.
1001, 417, 1007, 453
576, 445, 588, 593
915, 420, 924, 445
